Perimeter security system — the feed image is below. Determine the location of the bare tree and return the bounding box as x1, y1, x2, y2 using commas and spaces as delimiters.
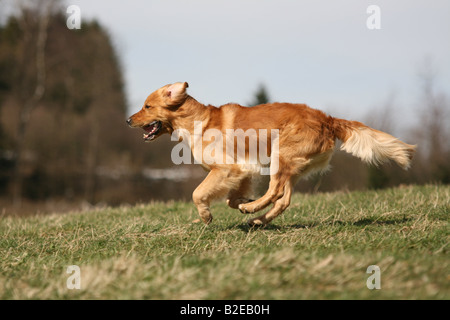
411, 58, 450, 183
10, 0, 55, 207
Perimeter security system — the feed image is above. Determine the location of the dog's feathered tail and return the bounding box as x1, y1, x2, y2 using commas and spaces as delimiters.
332, 118, 416, 170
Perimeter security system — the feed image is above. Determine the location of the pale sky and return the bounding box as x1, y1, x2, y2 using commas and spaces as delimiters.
4, 0, 450, 132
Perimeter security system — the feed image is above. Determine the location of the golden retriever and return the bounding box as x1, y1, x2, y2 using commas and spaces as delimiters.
127, 82, 415, 226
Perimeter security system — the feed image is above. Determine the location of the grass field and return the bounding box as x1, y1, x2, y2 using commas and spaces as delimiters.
0, 184, 448, 300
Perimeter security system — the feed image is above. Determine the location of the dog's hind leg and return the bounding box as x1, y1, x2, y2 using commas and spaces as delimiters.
244, 151, 333, 225
238, 171, 289, 214
247, 177, 295, 226
238, 156, 309, 214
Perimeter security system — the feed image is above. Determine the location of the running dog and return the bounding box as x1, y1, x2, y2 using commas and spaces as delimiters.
127, 82, 415, 226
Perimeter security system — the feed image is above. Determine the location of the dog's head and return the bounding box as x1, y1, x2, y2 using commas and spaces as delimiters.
126, 82, 189, 142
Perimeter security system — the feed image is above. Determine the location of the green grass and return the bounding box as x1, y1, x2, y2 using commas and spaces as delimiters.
0, 184, 448, 299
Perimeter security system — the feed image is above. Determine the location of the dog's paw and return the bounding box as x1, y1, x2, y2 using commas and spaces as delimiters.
192, 216, 213, 225
247, 217, 267, 227
238, 203, 248, 213
239, 203, 256, 214
227, 198, 255, 209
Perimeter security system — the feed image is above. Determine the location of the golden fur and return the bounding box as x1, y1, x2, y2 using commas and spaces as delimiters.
127, 82, 416, 226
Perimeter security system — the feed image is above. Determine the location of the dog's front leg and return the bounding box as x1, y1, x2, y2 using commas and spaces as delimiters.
226, 176, 254, 209
192, 169, 230, 224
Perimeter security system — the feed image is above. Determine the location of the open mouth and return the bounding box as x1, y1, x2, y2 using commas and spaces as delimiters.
142, 121, 162, 141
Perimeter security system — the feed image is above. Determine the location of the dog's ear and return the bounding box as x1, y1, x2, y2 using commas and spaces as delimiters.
165, 82, 189, 106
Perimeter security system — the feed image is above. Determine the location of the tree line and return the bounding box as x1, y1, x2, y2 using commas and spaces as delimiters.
0, 2, 180, 210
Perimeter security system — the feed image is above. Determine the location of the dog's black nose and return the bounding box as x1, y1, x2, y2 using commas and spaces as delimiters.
126, 118, 132, 126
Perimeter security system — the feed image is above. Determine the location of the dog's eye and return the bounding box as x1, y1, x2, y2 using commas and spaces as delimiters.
145, 105, 151, 109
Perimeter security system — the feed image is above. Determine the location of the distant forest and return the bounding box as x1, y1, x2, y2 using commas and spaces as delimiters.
0, 4, 189, 211
0, 3, 449, 215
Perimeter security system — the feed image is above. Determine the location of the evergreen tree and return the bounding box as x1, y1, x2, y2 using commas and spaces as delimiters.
249, 83, 270, 106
